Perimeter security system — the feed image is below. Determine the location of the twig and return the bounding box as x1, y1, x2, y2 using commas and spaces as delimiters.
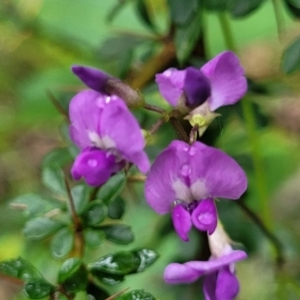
189, 124, 199, 144
236, 200, 284, 268
63, 175, 84, 257
148, 117, 166, 135
169, 117, 189, 143
144, 103, 166, 114
105, 287, 130, 300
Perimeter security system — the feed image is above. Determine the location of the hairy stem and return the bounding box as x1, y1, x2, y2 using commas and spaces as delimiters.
144, 103, 166, 114
169, 117, 189, 143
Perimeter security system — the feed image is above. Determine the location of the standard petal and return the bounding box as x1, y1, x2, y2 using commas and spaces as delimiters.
71, 148, 116, 186
155, 68, 186, 106
189, 142, 247, 200
164, 263, 201, 284
200, 51, 247, 111
172, 205, 192, 242
184, 67, 211, 107
145, 141, 191, 214
69, 89, 106, 149
191, 199, 217, 235
215, 267, 240, 300
99, 95, 146, 156
72, 65, 110, 92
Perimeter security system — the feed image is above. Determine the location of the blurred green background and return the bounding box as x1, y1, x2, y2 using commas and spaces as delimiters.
1, 0, 300, 299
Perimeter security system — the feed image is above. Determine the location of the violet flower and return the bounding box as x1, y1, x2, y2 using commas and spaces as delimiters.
144, 140, 247, 240
164, 222, 247, 300
69, 89, 150, 186
155, 51, 247, 111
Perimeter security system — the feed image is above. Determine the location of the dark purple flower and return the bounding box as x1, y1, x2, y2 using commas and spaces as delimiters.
72, 65, 111, 93
144, 140, 247, 240
164, 249, 247, 300
155, 51, 247, 111
69, 89, 150, 186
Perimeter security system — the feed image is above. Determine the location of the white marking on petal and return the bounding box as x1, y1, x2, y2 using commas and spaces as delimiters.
190, 179, 208, 200
105, 96, 111, 103
101, 135, 116, 149
172, 179, 193, 203
88, 131, 105, 148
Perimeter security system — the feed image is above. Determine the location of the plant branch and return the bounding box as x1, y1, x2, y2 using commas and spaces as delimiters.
169, 117, 189, 143
236, 200, 284, 268
144, 103, 166, 114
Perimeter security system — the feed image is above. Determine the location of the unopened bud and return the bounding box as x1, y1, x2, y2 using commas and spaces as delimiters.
105, 79, 145, 108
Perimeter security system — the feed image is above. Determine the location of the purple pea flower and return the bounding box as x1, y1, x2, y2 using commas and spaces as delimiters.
164, 247, 247, 300
164, 223, 247, 300
144, 140, 247, 240
155, 51, 247, 111
69, 89, 150, 186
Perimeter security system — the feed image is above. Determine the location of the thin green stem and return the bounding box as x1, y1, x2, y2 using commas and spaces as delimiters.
236, 200, 284, 268
272, 0, 284, 41
241, 99, 272, 230
217, 13, 236, 52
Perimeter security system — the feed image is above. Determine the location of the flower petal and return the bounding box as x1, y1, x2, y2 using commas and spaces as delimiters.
164, 263, 201, 284
203, 272, 217, 300
184, 67, 211, 107
200, 51, 247, 111
99, 95, 150, 172
189, 142, 247, 200
72, 65, 110, 92
215, 267, 240, 300
185, 250, 247, 274
191, 199, 217, 235
155, 68, 186, 106
145, 141, 191, 214
71, 148, 116, 186
172, 205, 192, 242
69, 90, 105, 149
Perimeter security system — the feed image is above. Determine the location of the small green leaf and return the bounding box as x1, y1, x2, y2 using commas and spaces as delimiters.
42, 166, 66, 195
51, 227, 74, 259
284, 0, 300, 18
58, 258, 88, 293
71, 185, 90, 215
92, 273, 124, 286
97, 172, 126, 204
135, 0, 156, 31
168, 0, 199, 25
107, 197, 126, 219
88, 252, 140, 276
101, 224, 134, 245
203, 0, 228, 11
24, 279, 54, 299
117, 289, 156, 300
84, 229, 105, 248
175, 8, 202, 64
134, 249, 159, 272
82, 201, 107, 227
42, 148, 73, 168
0, 258, 41, 281
229, 0, 264, 18
282, 36, 300, 74
10, 194, 60, 218
23, 217, 64, 240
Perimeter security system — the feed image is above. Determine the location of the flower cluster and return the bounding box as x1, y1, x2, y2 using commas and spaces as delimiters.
68, 51, 248, 299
